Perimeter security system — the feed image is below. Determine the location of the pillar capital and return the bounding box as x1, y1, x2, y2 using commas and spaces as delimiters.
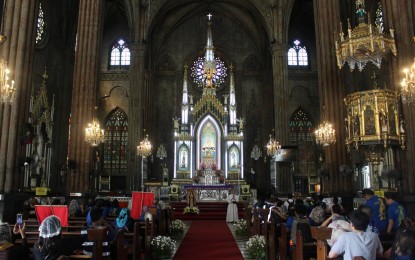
271, 43, 289, 54
129, 43, 147, 54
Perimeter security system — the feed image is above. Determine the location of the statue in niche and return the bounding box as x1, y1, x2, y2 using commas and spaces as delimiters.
181, 150, 187, 168
353, 115, 360, 136
400, 116, 405, 134
381, 111, 388, 133
173, 117, 180, 130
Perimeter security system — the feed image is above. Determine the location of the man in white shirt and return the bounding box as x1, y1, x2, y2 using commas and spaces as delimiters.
329, 209, 383, 260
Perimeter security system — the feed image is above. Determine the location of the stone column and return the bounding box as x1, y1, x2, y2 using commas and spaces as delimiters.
0, 0, 37, 192
68, 0, 103, 192
313, 0, 349, 193
382, 0, 415, 194
128, 43, 146, 191
271, 43, 290, 144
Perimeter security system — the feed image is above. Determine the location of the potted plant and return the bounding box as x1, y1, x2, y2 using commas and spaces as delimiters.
151, 236, 176, 259
246, 235, 266, 259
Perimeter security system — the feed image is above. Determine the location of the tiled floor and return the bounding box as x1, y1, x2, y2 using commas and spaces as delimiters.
227, 222, 251, 259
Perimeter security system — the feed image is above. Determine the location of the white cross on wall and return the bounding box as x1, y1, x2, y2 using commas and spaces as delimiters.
207, 13, 212, 20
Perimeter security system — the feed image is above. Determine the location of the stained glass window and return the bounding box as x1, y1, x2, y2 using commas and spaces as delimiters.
290, 107, 315, 178
35, 2, 46, 44
103, 109, 128, 175
375, 1, 384, 33
287, 40, 308, 67
109, 39, 130, 69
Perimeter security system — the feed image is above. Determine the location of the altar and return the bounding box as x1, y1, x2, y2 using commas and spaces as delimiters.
184, 184, 233, 201
171, 15, 245, 187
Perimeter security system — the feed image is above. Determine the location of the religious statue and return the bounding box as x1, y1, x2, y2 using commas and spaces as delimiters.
400, 116, 405, 134
355, 0, 366, 17
173, 117, 180, 130
181, 151, 187, 168
187, 190, 196, 208
230, 150, 237, 168
188, 94, 193, 105
381, 112, 388, 133
353, 115, 360, 136
239, 118, 244, 131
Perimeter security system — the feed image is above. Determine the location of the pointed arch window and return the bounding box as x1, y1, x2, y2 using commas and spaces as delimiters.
109, 39, 130, 69
287, 40, 308, 66
103, 108, 128, 175
289, 107, 315, 191
35, 1, 47, 46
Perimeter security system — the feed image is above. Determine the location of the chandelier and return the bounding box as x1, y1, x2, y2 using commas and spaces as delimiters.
335, 0, 396, 72
190, 14, 227, 91
137, 134, 152, 158
250, 145, 262, 160
156, 144, 167, 160
0, 50, 15, 104
315, 121, 336, 147
266, 134, 281, 157
400, 58, 415, 104
85, 118, 105, 146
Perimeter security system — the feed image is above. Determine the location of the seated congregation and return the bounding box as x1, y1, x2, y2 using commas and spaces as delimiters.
0, 196, 171, 260
246, 189, 414, 260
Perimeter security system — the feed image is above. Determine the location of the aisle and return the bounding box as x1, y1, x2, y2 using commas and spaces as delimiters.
173, 220, 244, 260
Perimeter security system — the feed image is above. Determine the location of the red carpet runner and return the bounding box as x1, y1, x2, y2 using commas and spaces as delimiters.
173, 220, 244, 260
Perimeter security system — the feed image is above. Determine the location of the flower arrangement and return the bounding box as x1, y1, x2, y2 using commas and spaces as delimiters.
214, 169, 222, 176
183, 206, 200, 214
151, 236, 176, 259
200, 162, 206, 170
246, 235, 266, 259
218, 174, 225, 183
234, 219, 247, 236
193, 175, 200, 183
196, 170, 204, 176
211, 163, 217, 170
171, 219, 185, 234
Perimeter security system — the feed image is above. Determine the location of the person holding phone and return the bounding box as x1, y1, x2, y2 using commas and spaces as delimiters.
0, 221, 31, 259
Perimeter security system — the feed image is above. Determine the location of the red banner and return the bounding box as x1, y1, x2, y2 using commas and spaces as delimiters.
35, 205, 69, 227
130, 192, 155, 220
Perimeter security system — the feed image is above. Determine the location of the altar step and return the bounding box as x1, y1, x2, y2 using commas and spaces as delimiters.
170, 201, 246, 220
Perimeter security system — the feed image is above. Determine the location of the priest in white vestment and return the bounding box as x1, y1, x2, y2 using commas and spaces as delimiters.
226, 190, 239, 223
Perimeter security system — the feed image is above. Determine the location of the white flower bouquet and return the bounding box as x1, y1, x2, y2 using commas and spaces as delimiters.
234, 219, 247, 236
183, 206, 200, 214
151, 236, 176, 259
245, 235, 266, 259
171, 219, 185, 234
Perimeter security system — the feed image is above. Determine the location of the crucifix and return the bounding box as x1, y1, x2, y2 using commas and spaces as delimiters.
207, 13, 212, 20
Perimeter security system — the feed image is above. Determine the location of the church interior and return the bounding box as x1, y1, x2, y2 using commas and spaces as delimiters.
0, 0, 415, 254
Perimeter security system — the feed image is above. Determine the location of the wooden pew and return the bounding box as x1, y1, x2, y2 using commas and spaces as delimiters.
269, 217, 276, 260
245, 205, 252, 236
252, 209, 261, 235
278, 223, 288, 260
87, 227, 108, 260
311, 226, 332, 260
116, 222, 143, 260
292, 223, 316, 260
